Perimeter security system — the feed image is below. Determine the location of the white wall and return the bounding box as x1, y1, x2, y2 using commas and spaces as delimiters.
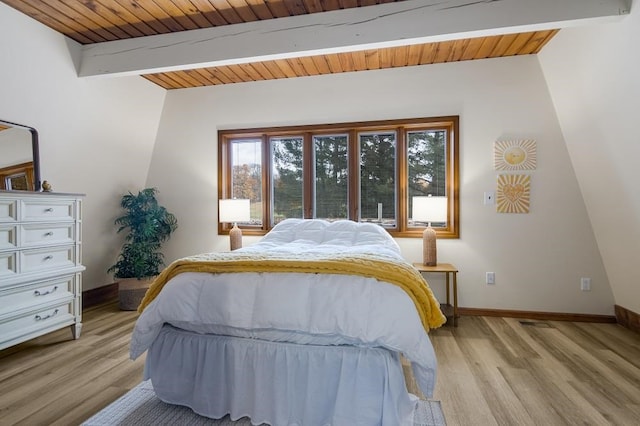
147, 55, 614, 315
0, 2, 167, 291
539, 2, 640, 314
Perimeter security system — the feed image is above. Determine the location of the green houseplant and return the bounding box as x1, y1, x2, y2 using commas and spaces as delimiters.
108, 188, 178, 310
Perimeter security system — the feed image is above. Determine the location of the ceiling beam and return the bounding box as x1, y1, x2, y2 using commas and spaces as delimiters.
78, 0, 629, 78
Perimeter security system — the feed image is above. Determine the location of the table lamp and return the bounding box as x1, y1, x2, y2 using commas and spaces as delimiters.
412, 196, 447, 266
219, 199, 250, 251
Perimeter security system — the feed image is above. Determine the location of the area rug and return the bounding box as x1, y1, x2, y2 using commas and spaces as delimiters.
82, 380, 446, 425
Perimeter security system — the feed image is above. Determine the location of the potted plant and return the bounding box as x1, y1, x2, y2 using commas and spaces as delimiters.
108, 188, 178, 310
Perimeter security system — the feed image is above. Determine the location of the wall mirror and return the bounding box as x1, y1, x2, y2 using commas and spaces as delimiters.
0, 119, 41, 191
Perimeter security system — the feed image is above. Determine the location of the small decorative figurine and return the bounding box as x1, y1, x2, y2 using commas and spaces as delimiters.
42, 180, 52, 192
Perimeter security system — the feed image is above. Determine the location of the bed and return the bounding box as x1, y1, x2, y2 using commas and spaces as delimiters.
130, 218, 446, 425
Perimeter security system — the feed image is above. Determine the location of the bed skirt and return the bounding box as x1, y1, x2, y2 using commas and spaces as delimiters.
145, 325, 419, 426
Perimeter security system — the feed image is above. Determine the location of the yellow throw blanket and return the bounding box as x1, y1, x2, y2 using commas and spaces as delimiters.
138, 251, 446, 332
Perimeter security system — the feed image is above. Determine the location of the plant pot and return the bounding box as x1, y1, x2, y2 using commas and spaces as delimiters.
118, 277, 155, 311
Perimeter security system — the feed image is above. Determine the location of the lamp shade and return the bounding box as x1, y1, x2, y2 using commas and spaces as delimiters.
412, 196, 447, 224
219, 199, 250, 223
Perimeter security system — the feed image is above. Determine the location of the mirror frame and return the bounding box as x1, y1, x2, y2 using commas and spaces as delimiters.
0, 119, 41, 191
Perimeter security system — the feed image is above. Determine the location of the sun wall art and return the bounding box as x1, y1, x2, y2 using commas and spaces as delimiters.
497, 174, 530, 213
494, 139, 536, 170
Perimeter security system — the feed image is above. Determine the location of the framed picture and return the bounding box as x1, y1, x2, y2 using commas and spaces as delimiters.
497, 174, 530, 213
494, 139, 536, 170
0, 162, 34, 191
5, 173, 29, 191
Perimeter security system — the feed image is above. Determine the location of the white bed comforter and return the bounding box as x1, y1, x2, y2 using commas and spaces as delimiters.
129, 219, 439, 397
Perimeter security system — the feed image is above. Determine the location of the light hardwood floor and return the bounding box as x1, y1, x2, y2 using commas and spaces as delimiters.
1, 302, 639, 425
0, 302, 145, 426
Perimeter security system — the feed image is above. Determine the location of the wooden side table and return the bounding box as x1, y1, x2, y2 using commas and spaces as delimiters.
413, 262, 459, 326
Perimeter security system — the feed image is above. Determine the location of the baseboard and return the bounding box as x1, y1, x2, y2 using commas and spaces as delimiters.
82, 283, 118, 309
614, 305, 640, 333
458, 307, 617, 323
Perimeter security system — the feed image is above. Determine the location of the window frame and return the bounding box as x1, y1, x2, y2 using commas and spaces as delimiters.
218, 116, 459, 239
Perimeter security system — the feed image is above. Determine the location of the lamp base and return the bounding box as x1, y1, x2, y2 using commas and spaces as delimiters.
229, 224, 243, 251
423, 226, 437, 266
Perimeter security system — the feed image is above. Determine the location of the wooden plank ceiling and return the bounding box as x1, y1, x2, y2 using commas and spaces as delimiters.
1, 0, 558, 89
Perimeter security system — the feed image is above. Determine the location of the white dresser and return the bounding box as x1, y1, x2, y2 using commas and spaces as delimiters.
0, 191, 85, 350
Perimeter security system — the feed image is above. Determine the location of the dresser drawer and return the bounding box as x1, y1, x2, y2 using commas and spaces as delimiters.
21, 246, 76, 274
0, 302, 74, 342
22, 223, 75, 247
0, 225, 18, 250
0, 276, 75, 317
22, 200, 76, 222
0, 251, 17, 281
0, 199, 18, 223
0, 192, 83, 350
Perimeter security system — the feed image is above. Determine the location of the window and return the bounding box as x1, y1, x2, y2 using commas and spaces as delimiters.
218, 116, 459, 238
407, 129, 448, 227
359, 131, 397, 226
314, 134, 349, 220
227, 138, 262, 224
271, 136, 304, 223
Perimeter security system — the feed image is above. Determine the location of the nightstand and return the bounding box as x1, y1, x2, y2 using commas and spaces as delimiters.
413, 262, 459, 326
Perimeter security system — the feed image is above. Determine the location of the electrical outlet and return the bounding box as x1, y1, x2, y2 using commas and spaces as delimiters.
484, 191, 495, 205
486, 272, 495, 285
580, 277, 591, 291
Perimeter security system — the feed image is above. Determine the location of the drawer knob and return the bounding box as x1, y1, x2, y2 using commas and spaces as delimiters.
44, 231, 54, 237
35, 309, 59, 321
43, 255, 54, 261
44, 207, 54, 212
34, 286, 58, 297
